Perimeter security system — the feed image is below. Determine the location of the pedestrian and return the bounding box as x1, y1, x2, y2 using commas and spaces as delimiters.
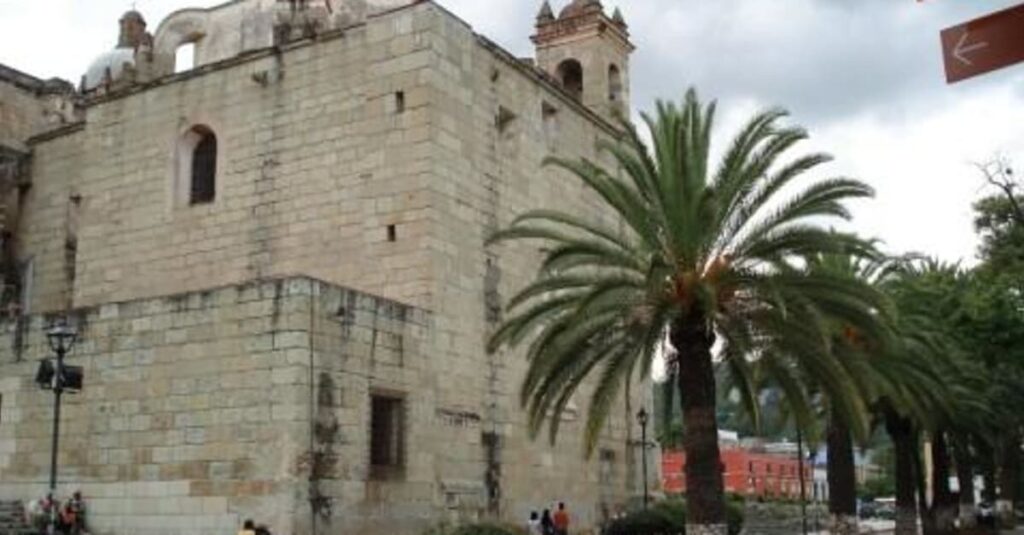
540, 509, 556, 535
60, 500, 77, 535
255, 524, 272, 535
40, 494, 56, 533
553, 502, 570, 535
527, 511, 542, 535
67, 491, 86, 535
24, 498, 45, 533
238, 519, 256, 535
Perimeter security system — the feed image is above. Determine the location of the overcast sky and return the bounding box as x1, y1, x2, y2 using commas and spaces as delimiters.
2, 0, 1023, 263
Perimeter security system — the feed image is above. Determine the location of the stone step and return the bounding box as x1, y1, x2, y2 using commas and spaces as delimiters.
0, 500, 33, 535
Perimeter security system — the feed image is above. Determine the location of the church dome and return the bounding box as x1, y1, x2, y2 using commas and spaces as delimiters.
559, 0, 602, 18
121, 9, 145, 23
82, 48, 136, 91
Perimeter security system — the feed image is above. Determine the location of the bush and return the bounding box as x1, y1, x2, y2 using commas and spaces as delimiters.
603, 498, 744, 535
652, 498, 687, 527
604, 508, 681, 535
725, 497, 745, 535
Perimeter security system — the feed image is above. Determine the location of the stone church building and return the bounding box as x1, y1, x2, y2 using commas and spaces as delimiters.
0, 1, 655, 533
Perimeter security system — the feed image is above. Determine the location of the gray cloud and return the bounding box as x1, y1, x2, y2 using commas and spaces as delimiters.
635, 1, 1018, 125
441, 0, 1024, 127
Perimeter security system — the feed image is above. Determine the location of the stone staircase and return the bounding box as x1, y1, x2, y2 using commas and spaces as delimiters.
0, 501, 35, 535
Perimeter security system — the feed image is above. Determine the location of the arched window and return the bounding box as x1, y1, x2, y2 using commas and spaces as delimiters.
608, 64, 623, 103
174, 42, 196, 73
177, 125, 217, 206
556, 59, 583, 100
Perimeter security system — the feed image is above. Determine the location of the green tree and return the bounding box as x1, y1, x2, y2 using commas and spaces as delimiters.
878, 261, 979, 535
488, 90, 877, 533
970, 170, 1024, 527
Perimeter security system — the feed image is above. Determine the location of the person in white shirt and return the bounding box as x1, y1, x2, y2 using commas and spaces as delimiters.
527, 511, 542, 535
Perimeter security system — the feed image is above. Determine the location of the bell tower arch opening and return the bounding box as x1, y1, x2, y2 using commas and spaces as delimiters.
556, 59, 584, 100
532, 1, 634, 121
608, 64, 622, 103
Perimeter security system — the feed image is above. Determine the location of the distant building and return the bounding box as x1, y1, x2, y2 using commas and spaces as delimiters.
662, 440, 812, 500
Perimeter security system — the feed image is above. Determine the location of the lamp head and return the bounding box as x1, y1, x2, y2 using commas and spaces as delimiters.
636, 407, 648, 426
46, 318, 78, 354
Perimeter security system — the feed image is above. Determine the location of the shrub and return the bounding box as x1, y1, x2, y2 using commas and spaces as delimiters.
652, 498, 687, 527
604, 508, 681, 535
604, 498, 744, 535
725, 497, 745, 535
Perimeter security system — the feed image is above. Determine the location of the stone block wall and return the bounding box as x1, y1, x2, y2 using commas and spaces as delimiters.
0, 79, 44, 151
0, 276, 431, 535
17, 130, 84, 314
4, 2, 655, 533
20, 3, 440, 314
422, 7, 648, 528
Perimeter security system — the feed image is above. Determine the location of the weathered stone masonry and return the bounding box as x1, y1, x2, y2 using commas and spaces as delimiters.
0, 277, 433, 535
0, 1, 655, 533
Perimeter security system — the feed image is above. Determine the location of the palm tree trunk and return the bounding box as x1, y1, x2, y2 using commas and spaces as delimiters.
884, 408, 918, 535
672, 317, 726, 535
826, 406, 858, 535
979, 442, 998, 529
998, 431, 1021, 528
980, 441, 997, 504
952, 435, 977, 529
930, 430, 956, 535
914, 441, 937, 535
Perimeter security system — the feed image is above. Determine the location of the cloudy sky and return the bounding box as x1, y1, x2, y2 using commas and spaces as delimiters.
2, 0, 1023, 263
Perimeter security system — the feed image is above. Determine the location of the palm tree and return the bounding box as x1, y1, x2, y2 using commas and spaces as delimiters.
752, 250, 896, 535
487, 89, 878, 533
875, 259, 991, 535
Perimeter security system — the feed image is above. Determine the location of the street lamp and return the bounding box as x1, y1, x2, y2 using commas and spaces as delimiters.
797, 429, 808, 535
37, 318, 78, 535
637, 407, 650, 509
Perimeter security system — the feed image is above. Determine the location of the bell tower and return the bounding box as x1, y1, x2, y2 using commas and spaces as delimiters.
532, 0, 634, 121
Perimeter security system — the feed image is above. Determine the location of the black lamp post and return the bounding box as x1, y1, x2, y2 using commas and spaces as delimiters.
637, 407, 650, 509
808, 447, 819, 533
797, 429, 808, 535
39, 318, 77, 535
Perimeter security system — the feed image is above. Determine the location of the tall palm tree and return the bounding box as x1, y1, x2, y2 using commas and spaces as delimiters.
875, 259, 990, 535
754, 250, 896, 535
487, 90, 879, 533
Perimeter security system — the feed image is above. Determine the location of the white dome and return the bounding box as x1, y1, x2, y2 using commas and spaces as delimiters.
83, 48, 135, 90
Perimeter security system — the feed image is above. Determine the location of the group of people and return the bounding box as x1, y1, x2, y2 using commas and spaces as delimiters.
25, 491, 87, 535
526, 502, 571, 535
237, 518, 274, 535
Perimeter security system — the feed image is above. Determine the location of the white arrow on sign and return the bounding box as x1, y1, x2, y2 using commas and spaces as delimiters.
954, 31, 989, 66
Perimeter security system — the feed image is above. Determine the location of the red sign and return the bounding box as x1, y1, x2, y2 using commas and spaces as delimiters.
941, 3, 1024, 83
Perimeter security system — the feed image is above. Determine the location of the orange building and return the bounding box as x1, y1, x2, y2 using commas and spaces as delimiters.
662, 447, 812, 500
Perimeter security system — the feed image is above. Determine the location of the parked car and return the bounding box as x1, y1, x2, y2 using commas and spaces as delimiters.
875, 502, 895, 520
858, 501, 879, 519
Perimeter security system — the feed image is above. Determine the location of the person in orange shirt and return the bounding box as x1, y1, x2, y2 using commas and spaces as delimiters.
552, 502, 569, 535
